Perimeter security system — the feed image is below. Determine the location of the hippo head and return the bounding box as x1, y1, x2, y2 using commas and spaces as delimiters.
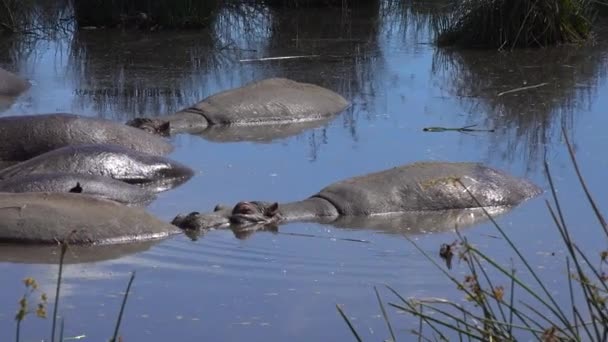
126, 117, 171, 136
171, 211, 230, 230
229, 201, 282, 228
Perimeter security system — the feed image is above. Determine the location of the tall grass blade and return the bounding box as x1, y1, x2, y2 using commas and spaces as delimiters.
374, 286, 397, 342
336, 304, 363, 342
51, 241, 68, 342
15, 320, 20, 342
561, 127, 608, 233
110, 271, 136, 342
456, 180, 574, 334
59, 317, 64, 342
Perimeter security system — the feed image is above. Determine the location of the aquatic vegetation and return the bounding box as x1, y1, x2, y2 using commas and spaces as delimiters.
435, 0, 595, 49
339, 128, 608, 340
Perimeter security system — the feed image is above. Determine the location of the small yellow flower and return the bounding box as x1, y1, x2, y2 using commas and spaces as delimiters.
23, 277, 36, 288
36, 304, 47, 318
493, 286, 505, 301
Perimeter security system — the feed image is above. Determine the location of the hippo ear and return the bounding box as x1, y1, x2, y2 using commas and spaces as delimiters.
265, 202, 279, 217
158, 121, 171, 136
69, 182, 83, 193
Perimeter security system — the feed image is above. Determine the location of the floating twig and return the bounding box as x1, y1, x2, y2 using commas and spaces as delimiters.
497, 82, 549, 97
277, 231, 371, 243
422, 124, 495, 133
239, 55, 320, 63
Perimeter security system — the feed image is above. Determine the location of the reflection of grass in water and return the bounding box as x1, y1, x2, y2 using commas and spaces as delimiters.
14, 239, 136, 342
66, 3, 273, 120
71, 0, 220, 29
340, 129, 608, 341
0, 0, 73, 35
433, 0, 594, 49
430, 40, 607, 170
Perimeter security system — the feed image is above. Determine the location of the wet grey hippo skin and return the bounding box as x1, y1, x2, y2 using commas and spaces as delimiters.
0, 192, 181, 245
0, 113, 173, 162
0, 144, 194, 193
0, 173, 157, 205
126, 78, 350, 136
0, 67, 31, 97
172, 162, 541, 231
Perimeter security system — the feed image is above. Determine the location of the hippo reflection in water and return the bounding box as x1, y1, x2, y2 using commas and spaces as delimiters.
172, 162, 542, 234
0, 67, 30, 97
126, 78, 350, 140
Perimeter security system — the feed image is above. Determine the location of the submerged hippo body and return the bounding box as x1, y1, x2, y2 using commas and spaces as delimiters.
127, 78, 350, 138
0, 67, 30, 97
0, 113, 173, 162
172, 162, 542, 231
0, 192, 180, 244
0, 173, 157, 205
0, 144, 194, 192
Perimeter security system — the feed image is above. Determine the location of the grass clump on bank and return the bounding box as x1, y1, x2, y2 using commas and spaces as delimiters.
435, 0, 595, 49
71, 0, 220, 29
339, 127, 608, 341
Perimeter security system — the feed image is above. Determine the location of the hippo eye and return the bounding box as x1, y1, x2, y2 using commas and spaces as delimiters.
189, 211, 200, 216
237, 207, 253, 214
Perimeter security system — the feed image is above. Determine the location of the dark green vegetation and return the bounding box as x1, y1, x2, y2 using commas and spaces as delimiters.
71, 0, 220, 29
13, 240, 136, 342
435, 0, 596, 49
339, 129, 608, 341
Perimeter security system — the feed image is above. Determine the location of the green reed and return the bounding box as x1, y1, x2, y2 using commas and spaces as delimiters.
434, 0, 595, 49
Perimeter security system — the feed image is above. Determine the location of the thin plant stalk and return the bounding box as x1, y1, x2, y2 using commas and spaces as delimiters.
51, 241, 68, 342
336, 304, 363, 342
110, 271, 136, 342
456, 179, 574, 334
374, 286, 397, 342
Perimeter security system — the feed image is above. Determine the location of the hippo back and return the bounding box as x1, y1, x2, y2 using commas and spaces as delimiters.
0, 67, 30, 97
191, 78, 349, 125
0, 144, 193, 190
0, 192, 180, 244
313, 162, 542, 215
0, 113, 173, 161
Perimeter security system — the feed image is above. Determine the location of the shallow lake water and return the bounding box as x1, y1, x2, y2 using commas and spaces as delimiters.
1, 2, 607, 341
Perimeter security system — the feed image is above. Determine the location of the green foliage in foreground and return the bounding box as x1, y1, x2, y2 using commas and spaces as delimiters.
340, 127, 608, 341
435, 0, 595, 49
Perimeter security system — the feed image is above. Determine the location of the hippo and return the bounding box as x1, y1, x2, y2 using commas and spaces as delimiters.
0, 113, 173, 162
126, 78, 350, 137
0, 173, 157, 205
0, 144, 194, 192
0, 192, 181, 245
183, 205, 513, 241
172, 162, 541, 231
0, 67, 31, 97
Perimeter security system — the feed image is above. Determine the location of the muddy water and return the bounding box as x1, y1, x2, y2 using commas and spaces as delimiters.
1, 2, 607, 341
